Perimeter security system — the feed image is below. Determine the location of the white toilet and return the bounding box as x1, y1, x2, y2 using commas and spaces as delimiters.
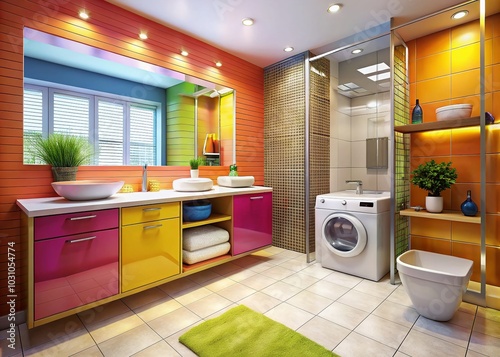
396, 250, 473, 321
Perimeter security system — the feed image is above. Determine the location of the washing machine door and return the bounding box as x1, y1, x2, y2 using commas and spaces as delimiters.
322, 213, 367, 258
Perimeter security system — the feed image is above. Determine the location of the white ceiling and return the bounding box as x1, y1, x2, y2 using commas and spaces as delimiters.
106, 0, 470, 68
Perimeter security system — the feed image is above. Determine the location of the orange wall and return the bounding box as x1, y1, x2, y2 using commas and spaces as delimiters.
408, 14, 500, 285
0, 0, 265, 316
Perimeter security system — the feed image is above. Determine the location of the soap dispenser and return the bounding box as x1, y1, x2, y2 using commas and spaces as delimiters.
229, 164, 238, 176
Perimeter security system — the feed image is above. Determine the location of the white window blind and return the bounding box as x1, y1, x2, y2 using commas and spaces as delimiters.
129, 105, 156, 166
52, 92, 90, 138
23, 88, 44, 164
97, 100, 124, 165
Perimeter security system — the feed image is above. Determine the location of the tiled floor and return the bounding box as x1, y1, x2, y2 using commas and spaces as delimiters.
2, 246, 500, 356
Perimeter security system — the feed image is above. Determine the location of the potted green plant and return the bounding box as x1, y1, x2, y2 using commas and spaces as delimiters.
411, 159, 457, 213
189, 157, 203, 178
29, 133, 93, 182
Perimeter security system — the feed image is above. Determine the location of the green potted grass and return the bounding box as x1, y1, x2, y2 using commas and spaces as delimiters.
189, 157, 204, 178
30, 133, 93, 182
411, 159, 457, 213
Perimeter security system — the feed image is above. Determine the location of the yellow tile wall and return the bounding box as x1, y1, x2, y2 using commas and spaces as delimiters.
409, 13, 500, 287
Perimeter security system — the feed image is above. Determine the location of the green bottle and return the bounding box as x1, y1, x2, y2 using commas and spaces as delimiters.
229, 164, 238, 176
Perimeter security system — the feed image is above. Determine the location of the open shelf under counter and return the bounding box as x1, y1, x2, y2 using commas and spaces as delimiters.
399, 208, 480, 224
395, 116, 481, 133
182, 213, 231, 229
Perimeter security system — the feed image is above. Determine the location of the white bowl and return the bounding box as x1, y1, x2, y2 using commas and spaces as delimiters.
51, 180, 124, 200
173, 178, 213, 192
217, 176, 255, 188
436, 104, 472, 121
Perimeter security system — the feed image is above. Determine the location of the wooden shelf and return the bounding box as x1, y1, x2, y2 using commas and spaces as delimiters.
395, 117, 481, 133
182, 213, 231, 229
399, 208, 480, 224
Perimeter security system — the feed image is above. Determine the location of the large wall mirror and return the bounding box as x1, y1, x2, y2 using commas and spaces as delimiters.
22, 28, 235, 167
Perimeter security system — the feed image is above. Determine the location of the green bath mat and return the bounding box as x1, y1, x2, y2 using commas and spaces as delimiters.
179, 305, 339, 357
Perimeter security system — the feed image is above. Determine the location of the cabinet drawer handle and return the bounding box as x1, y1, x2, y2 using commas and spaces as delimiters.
143, 207, 161, 212
250, 196, 264, 200
66, 236, 97, 243
143, 224, 163, 230
68, 215, 97, 221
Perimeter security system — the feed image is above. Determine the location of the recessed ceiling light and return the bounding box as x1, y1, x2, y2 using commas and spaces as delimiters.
327, 4, 342, 13
451, 10, 469, 20
79, 10, 89, 20
181, 50, 189, 56
351, 48, 363, 54
284, 46, 294, 52
242, 18, 254, 26
139, 32, 148, 40
215, 61, 222, 67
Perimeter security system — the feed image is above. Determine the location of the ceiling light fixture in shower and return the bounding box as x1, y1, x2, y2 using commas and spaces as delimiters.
351, 48, 363, 55
327, 4, 342, 13
451, 10, 468, 20
242, 18, 254, 26
284, 46, 294, 52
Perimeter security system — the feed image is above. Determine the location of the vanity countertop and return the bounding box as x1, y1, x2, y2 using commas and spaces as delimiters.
17, 185, 273, 217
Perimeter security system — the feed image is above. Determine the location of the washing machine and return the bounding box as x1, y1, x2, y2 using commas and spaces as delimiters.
315, 191, 391, 281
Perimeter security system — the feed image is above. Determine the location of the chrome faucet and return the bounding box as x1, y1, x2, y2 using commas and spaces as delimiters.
346, 180, 363, 194
142, 164, 148, 192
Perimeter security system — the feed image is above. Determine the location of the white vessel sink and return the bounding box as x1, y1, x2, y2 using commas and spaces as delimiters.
173, 178, 213, 192
51, 180, 124, 201
217, 176, 255, 188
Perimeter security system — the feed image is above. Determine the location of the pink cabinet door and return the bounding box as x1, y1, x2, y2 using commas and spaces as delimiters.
233, 192, 272, 255
34, 229, 119, 320
34, 208, 119, 240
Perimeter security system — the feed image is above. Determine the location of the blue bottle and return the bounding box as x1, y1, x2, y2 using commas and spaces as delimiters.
412, 99, 423, 124
461, 190, 478, 216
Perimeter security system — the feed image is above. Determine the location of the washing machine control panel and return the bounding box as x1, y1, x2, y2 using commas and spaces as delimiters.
315, 194, 390, 213
341, 200, 347, 205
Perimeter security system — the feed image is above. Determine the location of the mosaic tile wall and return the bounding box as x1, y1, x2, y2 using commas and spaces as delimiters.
264, 53, 330, 253
393, 43, 410, 261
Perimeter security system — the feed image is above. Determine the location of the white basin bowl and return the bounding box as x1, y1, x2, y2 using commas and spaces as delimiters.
51, 180, 124, 201
173, 178, 213, 192
436, 104, 472, 121
217, 176, 255, 188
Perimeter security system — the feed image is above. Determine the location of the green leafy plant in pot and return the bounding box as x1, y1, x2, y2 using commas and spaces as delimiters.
189, 157, 204, 178
411, 159, 457, 213
30, 133, 93, 182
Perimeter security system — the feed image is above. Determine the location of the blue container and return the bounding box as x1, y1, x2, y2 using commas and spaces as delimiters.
183, 200, 212, 222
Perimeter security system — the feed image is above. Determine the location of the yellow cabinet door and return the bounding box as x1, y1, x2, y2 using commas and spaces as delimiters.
121, 218, 180, 292
121, 202, 179, 226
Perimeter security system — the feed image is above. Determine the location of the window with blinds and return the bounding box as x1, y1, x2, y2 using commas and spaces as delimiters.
23, 84, 159, 165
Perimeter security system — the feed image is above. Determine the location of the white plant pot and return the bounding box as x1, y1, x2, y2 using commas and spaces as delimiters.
190, 169, 199, 178
426, 196, 443, 213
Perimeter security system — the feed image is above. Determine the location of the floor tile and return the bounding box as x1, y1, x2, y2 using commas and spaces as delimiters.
187, 269, 221, 285
322, 270, 363, 289
158, 277, 198, 296
78, 300, 131, 327
473, 315, 500, 339
209, 262, 241, 275
200, 275, 236, 292
477, 306, 500, 323
260, 265, 296, 280
70, 345, 104, 356
222, 267, 257, 282
399, 329, 467, 357
333, 331, 396, 357
261, 281, 302, 301
147, 307, 201, 338
278, 256, 313, 272
238, 292, 281, 314
354, 314, 410, 349
299, 263, 333, 279
318, 302, 369, 330
414, 315, 473, 348
164, 329, 198, 357
239, 273, 277, 290
264, 302, 315, 330
121, 287, 168, 311
184, 293, 232, 318
282, 272, 319, 289
97, 324, 160, 357
131, 340, 181, 356
286, 290, 333, 315
134, 297, 183, 322
372, 300, 419, 328
296, 316, 350, 351
337, 289, 384, 313
306, 279, 350, 301
217, 282, 256, 302
353, 278, 398, 299
169, 286, 213, 306
86, 311, 145, 344
22, 327, 95, 357
468, 331, 500, 356
387, 284, 414, 308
